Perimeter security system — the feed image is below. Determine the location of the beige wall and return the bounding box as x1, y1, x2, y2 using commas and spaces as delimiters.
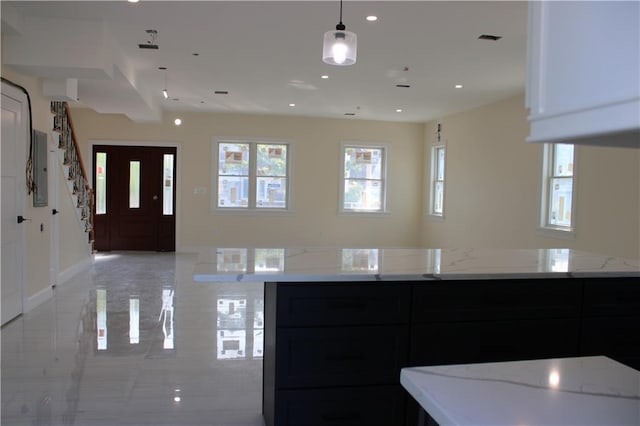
1, 66, 92, 302
69, 108, 425, 249
421, 94, 640, 259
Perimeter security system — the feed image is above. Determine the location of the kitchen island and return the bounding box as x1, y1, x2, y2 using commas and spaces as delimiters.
193, 248, 640, 426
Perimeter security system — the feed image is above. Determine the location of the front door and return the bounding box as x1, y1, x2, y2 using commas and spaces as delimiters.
93, 145, 176, 251
1, 87, 26, 325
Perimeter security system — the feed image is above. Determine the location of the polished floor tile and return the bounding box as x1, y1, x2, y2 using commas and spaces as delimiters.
2, 252, 265, 426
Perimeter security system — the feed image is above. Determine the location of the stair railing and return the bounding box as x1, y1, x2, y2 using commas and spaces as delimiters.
51, 101, 94, 244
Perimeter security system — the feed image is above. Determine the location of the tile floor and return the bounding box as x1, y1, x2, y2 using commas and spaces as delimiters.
1, 252, 265, 426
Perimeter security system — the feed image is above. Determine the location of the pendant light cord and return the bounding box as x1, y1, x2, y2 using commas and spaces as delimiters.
339, 0, 343, 24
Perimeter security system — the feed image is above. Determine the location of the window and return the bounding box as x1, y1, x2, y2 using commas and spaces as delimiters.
129, 161, 141, 209
429, 145, 446, 216
541, 143, 575, 233
215, 140, 289, 210
95, 152, 107, 215
162, 154, 174, 215
341, 144, 387, 212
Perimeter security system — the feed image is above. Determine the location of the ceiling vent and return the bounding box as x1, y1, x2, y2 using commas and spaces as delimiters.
396, 84, 411, 88
478, 34, 502, 41
214, 91, 229, 95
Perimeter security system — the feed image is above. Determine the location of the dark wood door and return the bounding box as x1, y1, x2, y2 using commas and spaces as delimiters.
93, 145, 176, 251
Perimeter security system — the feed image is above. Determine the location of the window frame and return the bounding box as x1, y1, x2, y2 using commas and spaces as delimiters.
428, 143, 446, 218
212, 138, 292, 212
339, 141, 389, 214
539, 143, 577, 237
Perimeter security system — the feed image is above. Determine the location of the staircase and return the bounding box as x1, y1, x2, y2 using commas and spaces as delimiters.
50, 101, 94, 244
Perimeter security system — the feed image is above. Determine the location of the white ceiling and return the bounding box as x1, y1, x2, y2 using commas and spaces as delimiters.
2, 1, 528, 123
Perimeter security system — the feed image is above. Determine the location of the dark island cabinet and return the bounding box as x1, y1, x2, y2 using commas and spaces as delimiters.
580, 277, 640, 370
263, 278, 639, 426
410, 279, 583, 366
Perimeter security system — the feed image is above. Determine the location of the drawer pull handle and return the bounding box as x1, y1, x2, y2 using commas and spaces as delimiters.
321, 412, 361, 422
325, 352, 365, 361
327, 300, 367, 310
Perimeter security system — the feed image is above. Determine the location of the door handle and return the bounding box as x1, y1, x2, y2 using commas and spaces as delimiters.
152, 195, 159, 200
52, 209, 60, 215
17, 216, 31, 224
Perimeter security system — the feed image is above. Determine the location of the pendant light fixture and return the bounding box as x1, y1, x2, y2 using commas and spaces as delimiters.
159, 66, 169, 99
322, 0, 357, 66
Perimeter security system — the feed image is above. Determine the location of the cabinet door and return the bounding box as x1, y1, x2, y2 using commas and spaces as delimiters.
580, 317, 640, 370
276, 325, 408, 388
274, 386, 404, 426
526, 1, 640, 147
583, 278, 640, 317
410, 319, 580, 366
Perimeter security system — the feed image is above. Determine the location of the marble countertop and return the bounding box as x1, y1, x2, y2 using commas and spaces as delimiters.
192, 247, 639, 282
401, 356, 640, 426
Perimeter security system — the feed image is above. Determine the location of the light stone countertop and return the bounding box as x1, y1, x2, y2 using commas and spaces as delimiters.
192, 247, 640, 282
401, 356, 640, 426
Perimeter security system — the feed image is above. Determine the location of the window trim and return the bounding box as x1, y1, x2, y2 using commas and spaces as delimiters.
428, 143, 446, 218
212, 137, 293, 213
339, 141, 389, 214
538, 143, 577, 237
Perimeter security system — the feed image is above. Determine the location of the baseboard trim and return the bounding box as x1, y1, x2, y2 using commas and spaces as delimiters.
58, 254, 94, 287
25, 286, 53, 313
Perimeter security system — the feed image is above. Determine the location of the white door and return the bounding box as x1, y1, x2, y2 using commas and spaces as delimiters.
49, 134, 60, 288
1, 86, 27, 325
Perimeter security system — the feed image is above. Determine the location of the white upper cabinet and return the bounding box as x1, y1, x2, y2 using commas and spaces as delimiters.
526, 1, 640, 148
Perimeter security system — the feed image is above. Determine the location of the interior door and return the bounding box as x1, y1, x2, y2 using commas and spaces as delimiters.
49, 133, 60, 287
93, 145, 176, 252
1, 89, 26, 325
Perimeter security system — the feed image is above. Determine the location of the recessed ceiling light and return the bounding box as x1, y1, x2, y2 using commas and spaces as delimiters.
396, 84, 411, 88
396, 109, 402, 113
321, 75, 329, 79
174, 118, 182, 126
214, 90, 229, 95
127, 0, 139, 3
172, 98, 179, 101
289, 103, 296, 107
192, 53, 199, 56
344, 112, 356, 116
366, 15, 378, 22
455, 84, 463, 89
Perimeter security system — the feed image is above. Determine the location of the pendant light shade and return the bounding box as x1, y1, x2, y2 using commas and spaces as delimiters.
322, 0, 357, 66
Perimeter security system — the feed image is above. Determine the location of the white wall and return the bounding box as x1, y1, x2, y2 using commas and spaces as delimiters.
70, 108, 425, 249
1, 66, 93, 303
421, 94, 640, 259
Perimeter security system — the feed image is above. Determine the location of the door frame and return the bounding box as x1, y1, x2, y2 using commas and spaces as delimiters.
49, 131, 60, 287
1, 81, 28, 322
87, 140, 182, 251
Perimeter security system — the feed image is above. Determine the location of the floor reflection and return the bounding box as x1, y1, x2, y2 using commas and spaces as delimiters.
1, 252, 265, 426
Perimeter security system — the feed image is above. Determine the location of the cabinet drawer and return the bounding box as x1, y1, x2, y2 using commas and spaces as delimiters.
412, 280, 581, 322
273, 283, 410, 326
276, 325, 408, 388
583, 278, 640, 317
410, 318, 580, 366
273, 386, 404, 426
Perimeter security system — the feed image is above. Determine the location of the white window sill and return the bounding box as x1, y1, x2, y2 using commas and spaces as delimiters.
339, 210, 391, 217
213, 207, 294, 216
537, 226, 576, 240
